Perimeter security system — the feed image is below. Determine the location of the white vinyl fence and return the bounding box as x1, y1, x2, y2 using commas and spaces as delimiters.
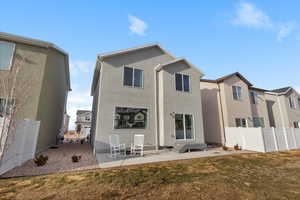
0, 119, 40, 175
225, 127, 300, 153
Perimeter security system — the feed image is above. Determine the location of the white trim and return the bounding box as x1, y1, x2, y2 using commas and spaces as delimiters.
0, 41, 15, 70
122, 66, 144, 89
175, 73, 191, 93
174, 113, 195, 141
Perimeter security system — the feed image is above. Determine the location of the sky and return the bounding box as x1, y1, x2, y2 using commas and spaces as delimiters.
1, 0, 300, 129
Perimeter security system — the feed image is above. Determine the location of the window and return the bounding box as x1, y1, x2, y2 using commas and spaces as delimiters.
0, 98, 15, 117
250, 91, 258, 104
175, 73, 190, 92
0, 41, 15, 70
235, 118, 247, 127
288, 97, 295, 109
253, 117, 265, 128
85, 115, 91, 121
232, 86, 242, 100
175, 114, 194, 140
123, 67, 143, 88
114, 107, 147, 129
293, 122, 299, 129
298, 98, 300, 109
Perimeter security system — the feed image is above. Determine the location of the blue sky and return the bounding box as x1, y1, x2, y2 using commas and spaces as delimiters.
1, 0, 300, 128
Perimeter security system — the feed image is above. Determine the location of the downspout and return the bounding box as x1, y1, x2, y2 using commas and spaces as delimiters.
154, 68, 159, 151
217, 84, 226, 145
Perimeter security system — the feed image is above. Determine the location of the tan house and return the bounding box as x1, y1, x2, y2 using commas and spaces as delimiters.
75, 110, 91, 140
91, 44, 206, 153
0, 32, 71, 153
201, 72, 300, 145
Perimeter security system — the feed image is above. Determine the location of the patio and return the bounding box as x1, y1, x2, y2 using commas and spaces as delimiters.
96, 148, 234, 168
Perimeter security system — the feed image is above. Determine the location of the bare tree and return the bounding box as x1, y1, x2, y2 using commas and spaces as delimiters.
0, 53, 37, 164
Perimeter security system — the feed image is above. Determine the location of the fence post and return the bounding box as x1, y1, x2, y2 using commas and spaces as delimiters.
272, 127, 279, 151
291, 128, 298, 149
283, 127, 290, 150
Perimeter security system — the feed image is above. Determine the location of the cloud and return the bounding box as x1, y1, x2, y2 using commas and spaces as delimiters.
128, 15, 148, 36
70, 60, 94, 76
67, 90, 92, 130
232, 2, 273, 29
277, 22, 295, 42
232, 2, 298, 42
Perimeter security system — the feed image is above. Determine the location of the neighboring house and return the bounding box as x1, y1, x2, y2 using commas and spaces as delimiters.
0, 32, 71, 153
75, 110, 91, 139
91, 44, 205, 152
265, 87, 300, 129
201, 72, 300, 145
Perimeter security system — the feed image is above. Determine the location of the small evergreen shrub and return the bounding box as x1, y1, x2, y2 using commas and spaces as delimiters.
34, 154, 48, 166
234, 144, 241, 150
72, 155, 82, 162
222, 146, 228, 151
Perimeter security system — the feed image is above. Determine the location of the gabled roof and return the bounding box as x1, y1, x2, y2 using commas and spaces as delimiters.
271, 87, 292, 94
155, 58, 204, 76
201, 72, 253, 86
0, 32, 71, 91
97, 43, 176, 61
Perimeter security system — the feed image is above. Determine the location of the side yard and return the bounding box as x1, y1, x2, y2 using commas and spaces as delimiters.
1, 150, 300, 200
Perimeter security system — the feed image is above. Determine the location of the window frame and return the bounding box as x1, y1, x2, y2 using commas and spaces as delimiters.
175, 73, 191, 93
250, 91, 259, 104
235, 118, 247, 127
0, 41, 16, 71
232, 86, 242, 101
288, 96, 295, 109
293, 121, 299, 129
253, 117, 265, 128
113, 106, 148, 129
122, 66, 144, 89
175, 113, 195, 140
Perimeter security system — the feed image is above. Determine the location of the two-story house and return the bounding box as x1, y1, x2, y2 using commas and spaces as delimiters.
201, 72, 271, 144
201, 72, 300, 145
75, 110, 92, 139
90, 44, 206, 152
0, 32, 71, 153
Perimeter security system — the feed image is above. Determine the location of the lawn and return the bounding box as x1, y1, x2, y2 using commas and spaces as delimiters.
1, 150, 300, 200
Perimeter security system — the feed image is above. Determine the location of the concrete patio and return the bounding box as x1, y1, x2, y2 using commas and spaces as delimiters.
96, 149, 234, 168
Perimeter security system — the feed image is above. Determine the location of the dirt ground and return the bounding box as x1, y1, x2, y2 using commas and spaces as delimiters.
1, 150, 300, 200
1, 143, 98, 178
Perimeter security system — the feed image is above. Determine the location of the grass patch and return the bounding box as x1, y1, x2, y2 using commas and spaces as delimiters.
1, 151, 300, 200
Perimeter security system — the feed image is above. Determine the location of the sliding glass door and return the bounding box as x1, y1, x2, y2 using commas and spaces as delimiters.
175, 114, 194, 140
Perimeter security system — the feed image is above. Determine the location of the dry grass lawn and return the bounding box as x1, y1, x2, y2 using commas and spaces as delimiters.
1, 150, 300, 200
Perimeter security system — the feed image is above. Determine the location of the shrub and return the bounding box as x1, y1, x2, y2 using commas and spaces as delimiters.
72, 155, 82, 162
34, 154, 48, 166
234, 144, 241, 150
222, 146, 228, 151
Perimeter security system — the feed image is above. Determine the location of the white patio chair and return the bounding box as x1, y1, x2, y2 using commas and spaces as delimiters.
131, 134, 144, 156
109, 134, 126, 158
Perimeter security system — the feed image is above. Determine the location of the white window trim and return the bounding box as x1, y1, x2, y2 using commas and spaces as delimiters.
175, 113, 195, 141
175, 73, 191, 93
122, 66, 144, 89
233, 86, 242, 101
0, 41, 16, 71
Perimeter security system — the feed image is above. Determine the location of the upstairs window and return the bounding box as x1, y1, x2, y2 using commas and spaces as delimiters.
232, 86, 242, 100
175, 73, 190, 92
288, 97, 295, 109
235, 118, 247, 127
250, 91, 258, 104
0, 41, 15, 70
123, 67, 143, 88
298, 98, 300, 109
